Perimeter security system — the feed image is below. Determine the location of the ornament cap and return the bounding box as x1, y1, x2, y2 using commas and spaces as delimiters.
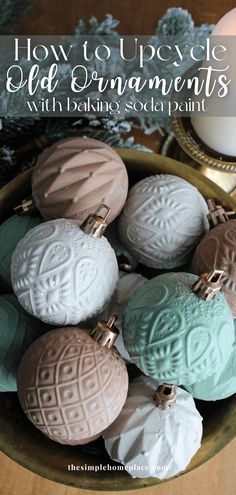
80, 204, 111, 238
192, 270, 224, 301
153, 384, 176, 410
89, 315, 119, 348
117, 255, 135, 273
14, 197, 35, 215
207, 199, 235, 228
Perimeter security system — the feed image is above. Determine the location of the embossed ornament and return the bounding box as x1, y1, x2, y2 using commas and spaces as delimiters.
192, 205, 236, 316
32, 137, 128, 224
11, 206, 119, 325
104, 376, 203, 479
17, 319, 129, 445
118, 174, 209, 269
123, 272, 234, 385
0, 214, 43, 290
186, 319, 236, 401
0, 294, 48, 392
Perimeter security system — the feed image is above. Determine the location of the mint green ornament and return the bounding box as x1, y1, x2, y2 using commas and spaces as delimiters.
0, 214, 43, 290
123, 272, 234, 386
186, 319, 236, 400
0, 294, 48, 392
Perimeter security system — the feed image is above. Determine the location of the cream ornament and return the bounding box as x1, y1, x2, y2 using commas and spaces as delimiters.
11, 206, 118, 325
104, 376, 203, 479
100, 271, 147, 362
118, 175, 209, 269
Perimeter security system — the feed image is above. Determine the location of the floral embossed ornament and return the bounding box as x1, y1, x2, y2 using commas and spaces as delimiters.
11, 205, 119, 325
122, 271, 234, 386
192, 199, 236, 316
118, 175, 209, 269
17, 316, 129, 445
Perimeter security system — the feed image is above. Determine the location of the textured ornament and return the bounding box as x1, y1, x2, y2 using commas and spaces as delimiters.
186, 319, 236, 401
11, 208, 118, 325
192, 218, 236, 317
104, 375, 203, 479
118, 174, 209, 269
0, 294, 48, 392
123, 272, 234, 385
100, 271, 147, 362
17, 321, 128, 445
0, 214, 43, 290
31, 137, 128, 224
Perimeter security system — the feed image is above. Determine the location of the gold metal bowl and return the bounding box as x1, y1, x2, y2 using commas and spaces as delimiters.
0, 148, 235, 491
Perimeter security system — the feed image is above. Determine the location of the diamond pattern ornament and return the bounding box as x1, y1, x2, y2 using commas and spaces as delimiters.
17, 327, 129, 445
123, 272, 235, 386
118, 175, 209, 269
0, 294, 48, 391
31, 137, 128, 224
0, 214, 43, 291
11, 217, 119, 325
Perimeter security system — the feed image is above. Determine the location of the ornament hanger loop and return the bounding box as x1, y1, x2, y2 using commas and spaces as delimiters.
90, 315, 119, 348
80, 203, 111, 238
207, 199, 236, 228
153, 384, 176, 410
192, 270, 224, 301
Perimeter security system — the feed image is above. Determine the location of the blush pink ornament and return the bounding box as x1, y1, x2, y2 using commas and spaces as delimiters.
17, 316, 128, 445
31, 137, 128, 224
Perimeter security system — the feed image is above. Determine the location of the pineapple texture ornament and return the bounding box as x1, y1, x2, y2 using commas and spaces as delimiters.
17, 317, 128, 445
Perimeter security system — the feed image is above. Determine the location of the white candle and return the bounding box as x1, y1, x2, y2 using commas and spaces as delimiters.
191, 9, 236, 157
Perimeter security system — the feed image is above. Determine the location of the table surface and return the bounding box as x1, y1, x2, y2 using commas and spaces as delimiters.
1, 1, 236, 494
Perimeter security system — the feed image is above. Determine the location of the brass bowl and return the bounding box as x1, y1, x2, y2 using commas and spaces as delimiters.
0, 148, 235, 491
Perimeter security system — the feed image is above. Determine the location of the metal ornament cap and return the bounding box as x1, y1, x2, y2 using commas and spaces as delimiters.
80, 204, 111, 238
207, 199, 235, 228
14, 197, 35, 215
89, 315, 119, 348
192, 270, 224, 301
153, 384, 177, 410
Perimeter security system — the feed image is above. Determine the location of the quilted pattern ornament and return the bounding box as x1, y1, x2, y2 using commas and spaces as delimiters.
0, 294, 48, 392
104, 376, 203, 479
11, 205, 119, 325
31, 137, 128, 224
123, 271, 234, 385
118, 174, 209, 269
192, 200, 236, 316
17, 317, 129, 445
0, 214, 43, 290
186, 319, 236, 401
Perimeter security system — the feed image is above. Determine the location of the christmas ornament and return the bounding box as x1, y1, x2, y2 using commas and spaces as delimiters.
186, 319, 236, 401
31, 137, 128, 223
17, 316, 129, 445
100, 271, 147, 362
123, 271, 234, 385
11, 205, 119, 325
0, 214, 43, 290
105, 221, 138, 272
0, 294, 48, 392
192, 199, 236, 316
104, 376, 203, 479
118, 174, 209, 269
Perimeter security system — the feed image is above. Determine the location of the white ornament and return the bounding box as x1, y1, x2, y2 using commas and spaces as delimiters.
100, 271, 147, 362
11, 218, 118, 325
118, 175, 209, 269
104, 376, 203, 479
